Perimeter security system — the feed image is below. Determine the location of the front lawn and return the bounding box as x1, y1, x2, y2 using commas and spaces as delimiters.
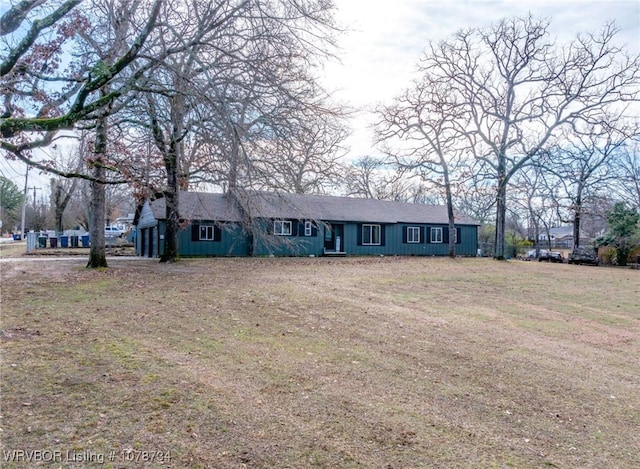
1, 257, 638, 468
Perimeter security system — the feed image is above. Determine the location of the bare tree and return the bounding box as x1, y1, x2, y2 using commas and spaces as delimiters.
510, 165, 559, 254
542, 120, 636, 248
144, 60, 191, 263
421, 16, 640, 259
613, 140, 640, 209
49, 149, 83, 235
249, 113, 349, 194
126, 0, 341, 262
454, 173, 496, 226
344, 156, 416, 201
376, 72, 470, 257
1, 0, 165, 268
82, 0, 163, 268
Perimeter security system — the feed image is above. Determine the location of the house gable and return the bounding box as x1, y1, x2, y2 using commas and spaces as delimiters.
136, 200, 158, 229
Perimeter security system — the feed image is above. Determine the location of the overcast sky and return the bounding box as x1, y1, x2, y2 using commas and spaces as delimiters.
2, 0, 639, 190
324, 0, 640, 160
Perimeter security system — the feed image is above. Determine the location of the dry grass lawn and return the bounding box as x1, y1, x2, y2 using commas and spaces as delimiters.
1, 256, 639, 468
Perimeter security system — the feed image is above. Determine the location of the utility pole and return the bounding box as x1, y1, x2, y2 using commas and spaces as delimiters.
27, 185, 41, 231
31, 185, 40, 205
20, 166, 29, 238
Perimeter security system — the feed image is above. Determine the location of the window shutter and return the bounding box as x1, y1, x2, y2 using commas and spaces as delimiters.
357, 224, 362, 246
420, 226, 425, 243
456, 227, 461, 244
297, 222, 304, 237
191, 224, 200, 242
425, 227, 432, 244
402, 226, 407, 244
380, 225, 386, 246
444, 227, 450, 244
311, 224, 318, 237
214, 225, 222, 242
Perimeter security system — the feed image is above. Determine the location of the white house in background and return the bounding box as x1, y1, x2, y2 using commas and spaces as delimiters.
114, 213, 135, 231
538, 226, 573, 242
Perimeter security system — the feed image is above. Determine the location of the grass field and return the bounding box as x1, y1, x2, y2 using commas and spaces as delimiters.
1, 256, 639, 468
0, 242, 27, 259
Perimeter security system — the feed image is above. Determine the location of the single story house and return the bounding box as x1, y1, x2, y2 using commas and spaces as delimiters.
135, 191, 479, 258
538, 226, 573, 242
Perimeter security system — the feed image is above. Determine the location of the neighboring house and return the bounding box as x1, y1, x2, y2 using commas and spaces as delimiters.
538, 226, 573, 242
135, 191, 479, 258
114, 213, 135, 231
536, 225, 598, 249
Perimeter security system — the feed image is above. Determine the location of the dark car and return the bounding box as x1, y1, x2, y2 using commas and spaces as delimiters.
538, 250, 564, 263
568, 247, 599, 266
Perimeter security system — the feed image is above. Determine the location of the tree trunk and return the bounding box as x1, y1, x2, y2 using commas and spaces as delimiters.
86, 113, 108, 269
158, 91, 185, 263
494, 176, 507, 260
55, 206, 64, 235
532, 217, 540, 256
160, 152, 179, 263
443, 169, 456, 258
52, 179, 75, 236
228, 124, 240, 192
52, 181, 65, 235
573, 190, 582, 249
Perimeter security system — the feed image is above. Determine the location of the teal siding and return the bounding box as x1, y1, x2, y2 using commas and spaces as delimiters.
180, 222, 248, 256
455, 225, 478, 256
341, 223, 477, 256
253, 219, 324, 256
141, 217, 477, 258
156, 222, 249, 257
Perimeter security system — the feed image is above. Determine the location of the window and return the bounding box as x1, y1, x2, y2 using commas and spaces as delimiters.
192, 224, 221, 242
200, 225, 217, 241
362, 224, 381, 245
274, 220, 292, 236
430, 227, 443, 243
304, 221, 313, 236
407, 226, 420, 243
325, 225, 332, 241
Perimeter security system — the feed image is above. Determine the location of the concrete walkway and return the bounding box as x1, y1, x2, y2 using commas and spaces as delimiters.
0, 256, 149, 264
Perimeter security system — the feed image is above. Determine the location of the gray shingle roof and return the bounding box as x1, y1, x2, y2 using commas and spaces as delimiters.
150, 192, 243, 222
149, 191, 479, 225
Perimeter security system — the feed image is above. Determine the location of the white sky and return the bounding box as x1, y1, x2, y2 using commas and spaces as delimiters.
324, 0, 640, 160
2, 0, 640, 190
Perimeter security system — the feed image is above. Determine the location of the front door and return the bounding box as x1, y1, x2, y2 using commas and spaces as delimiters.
324, 223, 344, 252
148, 227, 155, 257
140, 228, 146, 256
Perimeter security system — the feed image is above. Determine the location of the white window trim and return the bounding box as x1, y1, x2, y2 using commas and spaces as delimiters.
430, 227, 443, 243
200, 225, 216, 241
362, 224, 381, 245
304, 221, 313, 236
407, 226, 420, 243
452, 228, 458, 244
274, 220, 292, 236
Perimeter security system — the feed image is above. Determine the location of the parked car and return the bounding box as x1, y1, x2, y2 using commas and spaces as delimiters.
568, 247, 599, 266
526, 248, 542, 259
526, 249, 563, 262
104, 226, 124, 238
538, 250, 564, 263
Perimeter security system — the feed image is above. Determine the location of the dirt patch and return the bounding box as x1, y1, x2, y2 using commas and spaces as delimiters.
1, 257, 639, 468
0, 327, 42, 340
